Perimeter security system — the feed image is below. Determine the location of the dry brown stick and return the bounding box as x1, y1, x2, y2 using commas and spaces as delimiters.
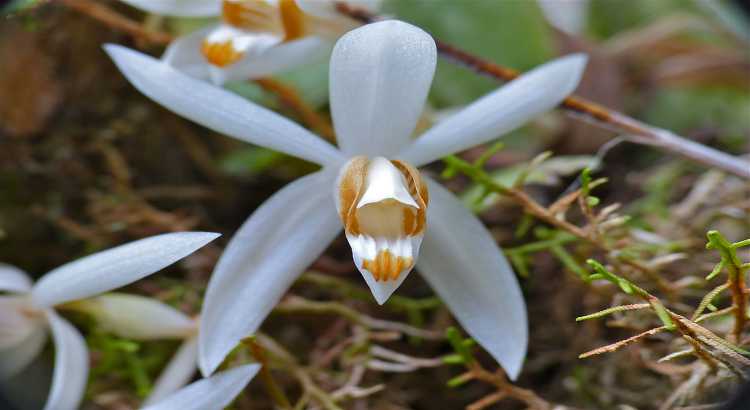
57, 0, 173, 45
255, 78, 337, 142
335, 3, 750, 179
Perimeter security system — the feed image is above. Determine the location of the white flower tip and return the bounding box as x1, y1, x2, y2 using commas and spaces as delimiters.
103, 42, 129, 59
159, 231, 222, 258
553, 53, 589, 93
198, 337, 233, 377
104, 43, 153, 80
361, 270, 410, 305
498, 340, 527, 381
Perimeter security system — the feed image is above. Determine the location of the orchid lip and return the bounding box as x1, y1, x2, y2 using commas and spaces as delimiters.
336, 156, 429, 285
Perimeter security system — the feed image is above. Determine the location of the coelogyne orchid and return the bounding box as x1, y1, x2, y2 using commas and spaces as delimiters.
0, 232, 219, 410
119, 0, 381, 85
105, 20, 587, 380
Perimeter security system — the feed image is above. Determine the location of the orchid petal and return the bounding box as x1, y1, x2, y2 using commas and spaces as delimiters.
31, 232, 220, 308
71, 293, 195, 340
537, 0, 589, 35
330, 20, 436, 157
295, 0, 382, 19
0, 319, 47, 379
104, 44, 344, 166
417, 179, 527, 380
144, 336, 199, 405
141, 364, 259, 410
398, 54, 588, 167
0, 263, 32, 293
199, 170, 341, 376
211, 37, 330, 85
44, 311, 88, 410
118, 0, 220, 17
161, 26, 215, 80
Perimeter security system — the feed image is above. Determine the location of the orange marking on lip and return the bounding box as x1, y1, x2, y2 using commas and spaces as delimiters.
362, 250, 413, 282
201, 40, 244, 67
279, 0, 306, 41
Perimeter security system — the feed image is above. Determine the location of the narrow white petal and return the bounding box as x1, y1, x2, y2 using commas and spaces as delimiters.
398, 54, 588, 167
31, 232, 220, 308
144, 336, 199, 405
141, 364, 260, 410
104, 44, 344, 167
44, 311, 89, 410
118, 0, 220, 17
537, 0, 589, 35
199, 170, 341, 376
295, 0, 382, 19
0, 263, 32, 293
215, 37, 330, 85
0, 320, 47, 379
330, 20, 436, 157
417, 179, 527, 380
161, 26, 215, 80
71, 293, 195, 340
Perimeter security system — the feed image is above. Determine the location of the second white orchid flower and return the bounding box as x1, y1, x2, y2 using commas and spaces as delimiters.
120, 0, 381, 85
106, 20, 587, 380
0, 232, 219, 410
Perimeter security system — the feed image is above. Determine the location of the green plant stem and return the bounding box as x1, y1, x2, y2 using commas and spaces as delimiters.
707, 230, 749, 343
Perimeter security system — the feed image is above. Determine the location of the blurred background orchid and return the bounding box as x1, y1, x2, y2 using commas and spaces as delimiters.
118, 0, 381, 84
0, 232, 218, 410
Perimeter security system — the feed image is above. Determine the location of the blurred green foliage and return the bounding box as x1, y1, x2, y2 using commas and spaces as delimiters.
384, 0, 554, 106
644, 86, 750, 150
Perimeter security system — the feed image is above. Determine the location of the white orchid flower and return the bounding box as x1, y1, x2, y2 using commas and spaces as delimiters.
68, 292, 202, 405
0, 232, 219, 410
105, 20, 587, 380
119, 0, 381, 85
140, 363, 260, 410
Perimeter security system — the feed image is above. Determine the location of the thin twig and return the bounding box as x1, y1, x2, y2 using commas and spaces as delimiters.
334, 2, 750, 179
255, 78, 337, 142
58, 0, 173, 45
